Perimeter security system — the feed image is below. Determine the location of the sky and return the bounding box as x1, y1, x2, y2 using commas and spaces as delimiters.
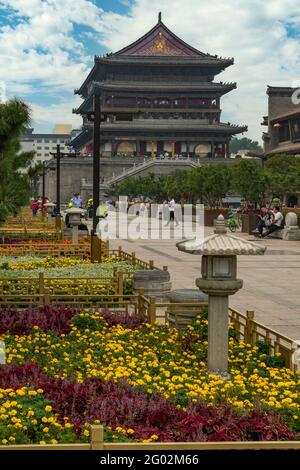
0, 0, 300, 143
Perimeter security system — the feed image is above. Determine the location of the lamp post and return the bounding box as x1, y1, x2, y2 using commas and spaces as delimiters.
49, 144, 80, 230
65, 207, 85, 244
177, 214, 266, 376
86, 92, 102, 262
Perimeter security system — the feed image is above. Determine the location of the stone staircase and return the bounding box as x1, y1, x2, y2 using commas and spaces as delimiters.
105, 157, 201, 187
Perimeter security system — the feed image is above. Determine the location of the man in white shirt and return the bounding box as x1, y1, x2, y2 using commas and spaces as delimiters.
262, 206, 284, 237
165, 197, 179, 226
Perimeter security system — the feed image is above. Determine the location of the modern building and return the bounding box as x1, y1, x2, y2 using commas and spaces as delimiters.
262, 86, 300, 157
21, 126, 72, 165
72, 13, 247, 158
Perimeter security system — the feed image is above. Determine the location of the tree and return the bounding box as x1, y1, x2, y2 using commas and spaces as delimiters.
0, 98, 35, 222
230, 137, 263, 154
264, 154, 300, 203
201, 164, 231, 207
232, 159, 266, 205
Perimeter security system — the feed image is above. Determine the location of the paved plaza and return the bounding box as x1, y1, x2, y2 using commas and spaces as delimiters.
110, 228, 300, 341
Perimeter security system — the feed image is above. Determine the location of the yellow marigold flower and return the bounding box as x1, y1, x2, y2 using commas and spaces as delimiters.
45, 405, 52, 412
83, 429, 90, 437
1, 439, 8, 445
43, 427, 49, 433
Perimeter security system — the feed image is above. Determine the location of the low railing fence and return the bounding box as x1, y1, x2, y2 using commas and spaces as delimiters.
0, 289, 298, 371
0, 271, 135, 299
1, 424, 300, 451
229, 307, 298, 370
0, 229, 63, 241
110, 246, 168, 271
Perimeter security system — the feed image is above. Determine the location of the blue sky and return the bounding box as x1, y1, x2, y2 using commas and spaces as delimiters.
1, 0, 300, 141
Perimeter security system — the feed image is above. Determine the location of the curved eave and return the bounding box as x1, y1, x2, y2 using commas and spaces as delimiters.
95, 55, 233, 68
84, 121, 248, 135
70, 128, 92, 149
75, 61, 98, 98
92, 81, 236, 94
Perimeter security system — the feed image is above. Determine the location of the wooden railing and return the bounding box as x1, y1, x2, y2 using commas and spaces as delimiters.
1, 424, 300, 450
0, 289, 297, 372
229, 307, 298, 370
110, 246, 168, 271
0, 270, 136, 300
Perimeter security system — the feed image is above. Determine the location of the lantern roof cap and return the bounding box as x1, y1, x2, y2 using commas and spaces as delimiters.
65, 207, 85, 214
177, 215, 266, 256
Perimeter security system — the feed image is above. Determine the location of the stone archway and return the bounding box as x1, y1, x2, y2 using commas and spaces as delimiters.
194, 143, 210, 157
116, 141, 136, 154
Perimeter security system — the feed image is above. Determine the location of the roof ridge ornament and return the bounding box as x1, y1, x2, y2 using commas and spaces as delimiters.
214, 214, 227, 234
158, 12, 162, 23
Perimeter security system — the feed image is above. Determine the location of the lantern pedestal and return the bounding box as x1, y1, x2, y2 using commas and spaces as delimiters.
196, 278, 243, 375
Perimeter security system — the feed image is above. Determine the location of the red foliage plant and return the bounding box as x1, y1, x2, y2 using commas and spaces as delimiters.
102, 310, 145, 328
0, 306, 78, 335
0, 364, 294, 442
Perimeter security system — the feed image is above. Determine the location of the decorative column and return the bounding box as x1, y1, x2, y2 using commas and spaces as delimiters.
44, 202, 55, 223
136, 140, 140, 157
226, 139, 230, 158
177, 214, 266, 376
66, 207, 85, 245
186, 142, 190, 157
211, 141, 215, 158
151, 141, 155, 160
172, 142, 175, 159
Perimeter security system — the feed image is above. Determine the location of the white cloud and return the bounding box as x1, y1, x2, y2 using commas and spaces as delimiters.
98, 0, 300, 142
1, 0, 300, 141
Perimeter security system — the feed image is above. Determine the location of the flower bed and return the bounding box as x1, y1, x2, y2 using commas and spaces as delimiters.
0, 257, 136, 297
0, 307, 299, 444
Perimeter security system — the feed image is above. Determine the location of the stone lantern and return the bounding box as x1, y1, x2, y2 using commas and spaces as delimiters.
44, 202, 55, 223
177, 215, 266, 376
65, 207, 84, 244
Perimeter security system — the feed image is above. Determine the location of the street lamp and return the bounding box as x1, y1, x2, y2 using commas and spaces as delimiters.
49, 144, 80, 230
83, 92, 102, 262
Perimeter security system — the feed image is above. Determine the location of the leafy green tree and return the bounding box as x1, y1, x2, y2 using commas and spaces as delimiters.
264, 154, 300, 202
0, 98, 35, 222
201, 164, 231, 207
230, 137, 263, 154
232, 159, 266, 205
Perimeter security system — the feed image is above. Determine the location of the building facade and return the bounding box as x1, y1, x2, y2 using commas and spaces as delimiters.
72, 15, 247, 158
262, 86, 300, 157
21, 127, 72, 165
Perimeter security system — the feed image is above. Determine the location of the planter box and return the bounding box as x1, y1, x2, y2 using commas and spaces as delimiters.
241, 213, 258, 234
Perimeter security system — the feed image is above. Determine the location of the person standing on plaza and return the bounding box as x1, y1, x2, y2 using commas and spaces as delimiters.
71, 193, 82, 208
166, 197, 179, 226
31, 199, 38, 216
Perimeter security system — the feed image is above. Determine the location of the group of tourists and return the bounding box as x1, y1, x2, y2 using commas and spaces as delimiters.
255, 206, 284, 238
30, 197, 49, 216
